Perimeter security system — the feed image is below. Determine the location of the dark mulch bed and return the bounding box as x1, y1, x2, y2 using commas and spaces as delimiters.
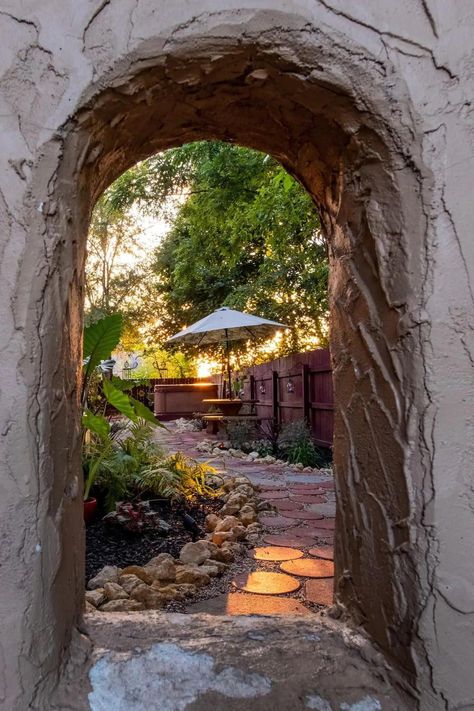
85, 495, 222, 583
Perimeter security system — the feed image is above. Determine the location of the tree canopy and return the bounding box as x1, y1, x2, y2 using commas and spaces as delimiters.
86, 140, 329, 366
149, 142, 329, 355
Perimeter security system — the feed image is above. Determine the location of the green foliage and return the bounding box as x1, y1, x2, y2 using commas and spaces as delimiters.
83, 313, 122, 388
277, 419, 326, 468
82, 409, 110, 440
85, 197, 162, 349
81, 315, 164, 501
226, 419, 258, 450
134, 453, 220, 501
150, 141, 328, 355
102, 378, 138, 421
92, 420, 165, 510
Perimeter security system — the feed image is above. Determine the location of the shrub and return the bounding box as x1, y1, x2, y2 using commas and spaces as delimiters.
277, 419, 326, 468
133, 453, 221, 501
226, 419, 258, 450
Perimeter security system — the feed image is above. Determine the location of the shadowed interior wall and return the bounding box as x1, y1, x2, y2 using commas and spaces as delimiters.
0, 3, 472, 710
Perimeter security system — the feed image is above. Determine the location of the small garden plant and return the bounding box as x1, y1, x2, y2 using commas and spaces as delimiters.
82, 314, 221, 515
277, 419, 328, 468
227, 416, 330, 468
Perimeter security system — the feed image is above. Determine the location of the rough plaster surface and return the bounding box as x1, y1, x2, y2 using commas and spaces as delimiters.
0, 1, 473, 710
52, 612, 409, 710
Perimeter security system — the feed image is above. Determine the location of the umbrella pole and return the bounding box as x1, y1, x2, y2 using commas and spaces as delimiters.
225, 328, 232, 398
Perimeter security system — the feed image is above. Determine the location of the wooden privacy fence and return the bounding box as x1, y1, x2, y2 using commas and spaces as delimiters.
214, 348, 334, 448
119, 354, 334, 448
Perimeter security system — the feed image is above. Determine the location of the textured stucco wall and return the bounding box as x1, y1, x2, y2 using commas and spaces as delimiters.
0, 2, 473, 710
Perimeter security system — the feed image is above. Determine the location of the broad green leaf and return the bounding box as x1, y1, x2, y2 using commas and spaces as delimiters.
83, 314, 122, 379
111, 375, 135, 392
129, 396, 165, 427
82, 409, 110, 439
102, 379, 137, 421
282, 172, 294, 192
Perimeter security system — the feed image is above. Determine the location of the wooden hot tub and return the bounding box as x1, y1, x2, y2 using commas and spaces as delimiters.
154, 382, 218, 420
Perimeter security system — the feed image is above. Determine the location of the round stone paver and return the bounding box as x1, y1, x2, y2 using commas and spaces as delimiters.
273, 499, 303, 511
280, 558, 334, 578
258, 490, 289, 500
308, 546, 334, 560
186, 593, 311, 616
283, 510, 324, 520
263, 534, 317, 548
305, 578, 334, 606
249, 546, 305, 561
290, 495, 326, 504
307, 518, 335, 529
288, 486, 326, 494
232, 571, 301, 594
259, 514, 297, 528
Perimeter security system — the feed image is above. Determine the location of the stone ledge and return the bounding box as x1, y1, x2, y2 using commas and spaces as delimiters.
54, 613, 412, 710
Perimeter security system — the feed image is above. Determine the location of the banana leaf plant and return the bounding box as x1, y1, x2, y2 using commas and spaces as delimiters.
82, 313, 164, 501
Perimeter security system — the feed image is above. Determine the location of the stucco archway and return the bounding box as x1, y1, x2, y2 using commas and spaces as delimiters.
1, 4, 472, 710
45, 19, 428, 700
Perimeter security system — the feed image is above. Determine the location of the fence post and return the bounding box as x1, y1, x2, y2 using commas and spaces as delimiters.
302, 363, 310, 422
272, 370, 279, 425
250, 374, 256, 401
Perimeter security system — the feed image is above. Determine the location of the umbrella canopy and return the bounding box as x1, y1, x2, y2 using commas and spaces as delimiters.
167, 307, 290, 397
167, 307, 289, 346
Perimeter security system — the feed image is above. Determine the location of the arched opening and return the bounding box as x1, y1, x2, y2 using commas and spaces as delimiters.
82, 139, 333, 611
8, 10, 439, 709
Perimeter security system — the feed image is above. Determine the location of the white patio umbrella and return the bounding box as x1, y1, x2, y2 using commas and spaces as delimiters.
166, 307, 290, 396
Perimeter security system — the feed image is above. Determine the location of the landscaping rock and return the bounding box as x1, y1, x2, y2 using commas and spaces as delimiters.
104, 582, 129, 601
211, 530, 232, 546
145, 553, 175, 567
85, 600, 97, 613
204, 513, 221, 532
121, 565, 153, 585
206, 559, 228, 575
118, 574, 144, 595
154, 584, 187, 602
99, 599, 145, 612
234, 476, 251, 486
85, 589, 106, 608
131, 583, 165, 609
230, 525, 247, 541
209, 546, 234, 563
234, 484, 255, 497
87, 565, 121, 590
239, 504, 258, 526
175, 566, 211, 587
147, 559, 177, 582
257, 500, 274, 512
215, 515, 241, 532
179, 541, 211, 566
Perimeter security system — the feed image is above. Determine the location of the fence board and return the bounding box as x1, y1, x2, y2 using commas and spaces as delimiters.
239, 347, 333, 448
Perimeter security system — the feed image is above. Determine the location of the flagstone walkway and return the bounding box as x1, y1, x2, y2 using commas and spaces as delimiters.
154, 422, 337, 615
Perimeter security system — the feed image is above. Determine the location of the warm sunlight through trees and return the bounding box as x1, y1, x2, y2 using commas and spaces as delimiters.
86, 141, 329, 364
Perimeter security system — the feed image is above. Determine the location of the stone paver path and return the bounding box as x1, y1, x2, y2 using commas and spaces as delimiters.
154, 422, 337, 614
249, 546, 304, 561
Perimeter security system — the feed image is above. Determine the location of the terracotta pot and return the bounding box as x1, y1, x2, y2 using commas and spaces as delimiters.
84, 497, 97, 524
